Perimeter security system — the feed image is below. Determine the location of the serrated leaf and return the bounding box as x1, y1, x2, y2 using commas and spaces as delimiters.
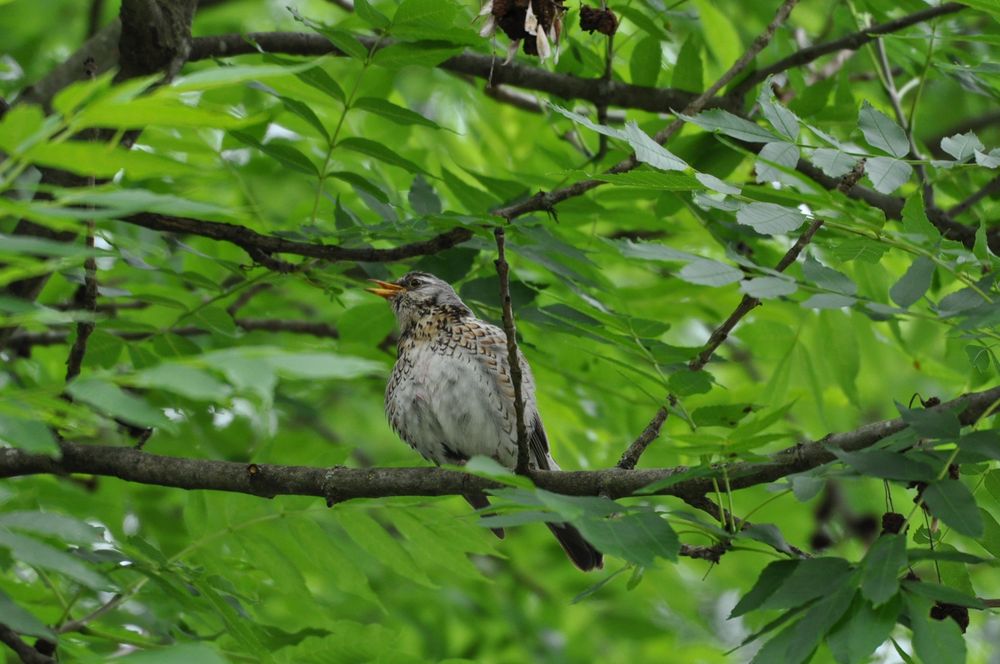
756, 141, 799, 183
758, 83, 799, 141
827, 594, 901, 664
940, 131, 984, 161
623, 122, 688, 172
836, 449, 936, 482
737, 202, 806, 234
681, 109, 779, 143
859, 101, 909, 158
895, 402, 961, 439
865, 157, 912, 194
810, 148, 858, 178
740, 276, 797, 298
677, 259, 742, 286
574, 511, 679, 566
731, 560, 800, 617
922, 480, 983, 537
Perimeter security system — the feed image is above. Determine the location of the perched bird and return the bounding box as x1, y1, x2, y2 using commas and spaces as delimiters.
368, 271, 603, 571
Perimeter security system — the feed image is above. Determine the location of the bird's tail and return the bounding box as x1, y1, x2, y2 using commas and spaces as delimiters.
547, 522, 604, 571
463, 493, 505, 539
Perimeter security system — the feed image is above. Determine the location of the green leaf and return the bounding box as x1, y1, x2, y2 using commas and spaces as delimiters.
667, 370, 713, 396
827, 594, 902, 664
803, 256, 857, 295
811, 148, 858, 178
0, 528, 111, 589
354, 0, 391, 29
230, 130, 318, 176
901, 194, 940, 241
623, 122, 689, 172
0, 589, 54, 639
922, 480, 984, 537
129, 364, 231, 401
0, 413, 59, 454
979, 508, 1000, 558
76, 97, 254, 130
573, 511, 679, 566
338, 137, 430, 175
730, 560, 800, 617
372, 41, 461, 69
677, 259, 743, 286
23, 141, 194, 179
861, 534, 907, 606
781, 581, 857, 664
756, 557, 853, 611
836, 449, 936, 482
329, 171, 391, 204
409, 175, 442, 215
0, 511, 102, 545
172, 62, 318, 91
353, 97, 439, 128
392, 0, 459, 38
902, 580, 984, 609
120, 644, 229, 663
895, 402, 961, 439
865, 157, 912, 194
672, 35, 703, 92
629, 36, 662, 87
758, 83, 799, 141
693, 0, 741, 70
336, 510, 433, 587
737, 202, 806, 234
889, 256, 935, 308
691, 404, 755, 428
740, 276, 796, 299
66, 377, 169, 427
594, 170, 701, 191
940, 131, 983, 161
681, 109, 779, 143
905, 594, 966, 664
756, 141, 800, 183
859, 101, 909, 158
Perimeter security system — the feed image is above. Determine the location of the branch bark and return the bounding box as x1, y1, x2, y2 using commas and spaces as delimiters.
4, 386, 996, 502
121, 212, 473, 264
493, 227, 530, 474
0, 624, 52, 664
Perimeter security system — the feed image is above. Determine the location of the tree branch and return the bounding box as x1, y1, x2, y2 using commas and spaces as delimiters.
493, 227, 530, 475
0, 624, 52, 664
617, 400, 671, 470
949, 173, 1000, 218
187, 33, 713, 116
4, 386, 996, 502
730, 3, 966, 97
121, 212, 473, 264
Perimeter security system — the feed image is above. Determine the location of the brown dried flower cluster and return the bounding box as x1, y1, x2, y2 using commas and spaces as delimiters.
477, 0, 567, 62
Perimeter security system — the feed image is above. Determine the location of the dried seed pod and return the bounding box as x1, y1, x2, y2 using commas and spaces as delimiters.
580, 5, 618, 35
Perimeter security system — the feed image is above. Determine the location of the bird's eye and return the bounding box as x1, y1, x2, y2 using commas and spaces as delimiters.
406, 278, 420, 288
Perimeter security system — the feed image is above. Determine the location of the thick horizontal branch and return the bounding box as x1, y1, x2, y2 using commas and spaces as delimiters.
3, 386, 996, 502
731, 3, 966, 96
188, 32, 715, 115
122, 212, 473, 263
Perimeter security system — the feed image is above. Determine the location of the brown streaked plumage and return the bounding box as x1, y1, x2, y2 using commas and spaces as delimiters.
370, 271, 602, 571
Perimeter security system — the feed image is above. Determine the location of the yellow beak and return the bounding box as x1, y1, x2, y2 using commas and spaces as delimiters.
366, 279, 406, 299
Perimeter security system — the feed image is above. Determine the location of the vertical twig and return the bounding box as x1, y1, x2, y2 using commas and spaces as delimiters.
65, 58, 99, 383
594, 0, 614, 161
494, 226, 530, 474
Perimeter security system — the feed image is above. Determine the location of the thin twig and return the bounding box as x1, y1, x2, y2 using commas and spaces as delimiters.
493, 227, 530, 474
0, 624, 53, 664
618, 398, 673, 469
683, 496, 810, 558
730, 3, 965, 97
950, 173, 1000, 217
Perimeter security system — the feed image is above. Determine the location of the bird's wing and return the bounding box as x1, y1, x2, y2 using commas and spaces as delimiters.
453, 319, 553, 469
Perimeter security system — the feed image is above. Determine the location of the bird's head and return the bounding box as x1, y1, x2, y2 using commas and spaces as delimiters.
367, 271, 471, 331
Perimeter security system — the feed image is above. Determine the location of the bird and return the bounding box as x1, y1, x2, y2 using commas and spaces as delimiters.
368, 271, 603, 571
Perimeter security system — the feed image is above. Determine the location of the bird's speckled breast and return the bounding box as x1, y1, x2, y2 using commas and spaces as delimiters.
385, 308, 522, 467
